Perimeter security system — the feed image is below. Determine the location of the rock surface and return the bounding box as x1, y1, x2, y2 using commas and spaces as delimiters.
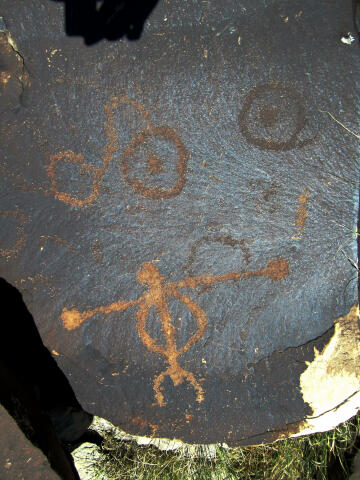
0, 0, 359, 445
0, 404, 61, 480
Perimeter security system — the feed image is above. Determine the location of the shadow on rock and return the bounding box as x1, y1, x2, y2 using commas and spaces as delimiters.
51, 0, 159, 44
0, 277, 93, 478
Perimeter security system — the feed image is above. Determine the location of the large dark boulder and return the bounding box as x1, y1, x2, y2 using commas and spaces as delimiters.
0, 0, 359, 445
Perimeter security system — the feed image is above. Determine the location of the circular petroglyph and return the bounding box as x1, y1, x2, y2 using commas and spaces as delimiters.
47, 150, 101, 207
121, 126, 189, 199
238, 83, 314, 151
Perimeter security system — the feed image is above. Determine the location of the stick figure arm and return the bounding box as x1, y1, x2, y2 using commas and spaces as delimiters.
170, 259, 289, 289
171, 272, 249, 289
61, 297, 142, 331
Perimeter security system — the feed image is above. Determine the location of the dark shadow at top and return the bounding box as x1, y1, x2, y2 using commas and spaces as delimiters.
51, 0, 159, 45
354, 0, 360, 41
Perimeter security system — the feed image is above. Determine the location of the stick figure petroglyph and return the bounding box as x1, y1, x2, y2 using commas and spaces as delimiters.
61, 258, 289, 406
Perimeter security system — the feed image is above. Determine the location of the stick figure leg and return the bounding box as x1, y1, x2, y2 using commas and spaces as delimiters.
153, 369, 168, 407
182, 369, 204, 404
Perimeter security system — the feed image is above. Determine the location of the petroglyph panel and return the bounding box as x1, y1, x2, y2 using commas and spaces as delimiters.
43, 95, 189, 205
61, 258, 289, 406
0, 0, 358, 446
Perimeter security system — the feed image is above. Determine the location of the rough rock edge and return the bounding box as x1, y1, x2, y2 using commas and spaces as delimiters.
72, 416, 226, 479
74, 304, 360, 468
0, 15, 30, 94
91, 416, 225, 456
293, 303, 360, 437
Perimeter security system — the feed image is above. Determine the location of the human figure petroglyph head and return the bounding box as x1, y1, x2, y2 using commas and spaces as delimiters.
264, 259, 289, 281
61, 308, 85, 331
136, 262, 165, 287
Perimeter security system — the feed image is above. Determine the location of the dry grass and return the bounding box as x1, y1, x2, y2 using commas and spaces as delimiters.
76, 414, 360, 480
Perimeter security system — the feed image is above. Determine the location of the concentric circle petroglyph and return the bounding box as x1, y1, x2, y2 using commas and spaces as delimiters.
238, 83, 314, 151
121, 126, 189, 199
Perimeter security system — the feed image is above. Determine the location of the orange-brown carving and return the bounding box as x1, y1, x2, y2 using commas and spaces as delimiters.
61, 258, 289, 407
46, 151, 101, 207
184, 234, 252, 280
47, 95, 188, 205
122, 126, 189, 199
0, 209, 27, 258
107, 96, 189, 199
46, 97, 121, 206
296, 189, 310, 236
147, 153, 164, 174
131, 416, 159, 435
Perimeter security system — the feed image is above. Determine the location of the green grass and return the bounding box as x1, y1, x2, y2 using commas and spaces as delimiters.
85, 414, 360, 480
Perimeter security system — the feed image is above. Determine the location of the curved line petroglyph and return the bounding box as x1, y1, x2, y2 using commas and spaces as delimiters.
38, 235, 76, 254
184, 234, 252, 278
46, 96, 189, 206
46, 150, 102, 207
61, 258, 289, 406
0, 209, 27, 258
296, 189, 310, 237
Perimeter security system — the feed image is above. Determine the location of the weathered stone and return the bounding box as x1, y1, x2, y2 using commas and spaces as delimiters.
72, 443, 102, 480
0, 17, 30, 112
0, 404, 61, 480
0, 278, 90, 478
0, 0, 359, 445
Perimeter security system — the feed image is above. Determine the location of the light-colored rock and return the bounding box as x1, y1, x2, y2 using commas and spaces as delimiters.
72, 442, 104, 480
90, 416, 223, 458
293, 304, 360, 437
